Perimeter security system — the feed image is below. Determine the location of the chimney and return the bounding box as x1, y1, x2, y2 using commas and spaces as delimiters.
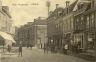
56, 4, 59, 9
66, 1, 70, 7
38, 17, 41, 20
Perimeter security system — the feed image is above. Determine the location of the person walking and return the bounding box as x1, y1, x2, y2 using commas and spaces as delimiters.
30, 44, 32, 50
18, 44, 23, 57
8, 45, 11, 53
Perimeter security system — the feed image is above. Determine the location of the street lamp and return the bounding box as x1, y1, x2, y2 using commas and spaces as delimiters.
46, 0, 51, 17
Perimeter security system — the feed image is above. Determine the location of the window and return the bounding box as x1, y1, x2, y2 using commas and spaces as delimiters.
88, 34, 95, 50
64, 21, 67, 32
58, 24, 60, 30
91, 1, 95, 7
70, 18, 73, 30
77, 3, 84, 10
81, 16, 83, 20
56, 24, 58, 29
60, 23, 62, 31
76, 18, 79, 30
90, 13, 95, 27
86, 16, 90, 28
80, 16, 84, 30
67, 20, 69, 31
66, 20, 69, 31
91, 14, 94, 23
74, 34, 83, 48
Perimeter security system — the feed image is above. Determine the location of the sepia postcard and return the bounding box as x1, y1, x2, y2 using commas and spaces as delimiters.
0, 0, 95, 62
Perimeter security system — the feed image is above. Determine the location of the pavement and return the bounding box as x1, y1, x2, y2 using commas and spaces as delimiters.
1, 47, 91, 62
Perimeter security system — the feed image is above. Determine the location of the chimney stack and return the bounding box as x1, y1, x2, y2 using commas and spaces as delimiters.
56, 4, 59, 9
66, 1, 70, 7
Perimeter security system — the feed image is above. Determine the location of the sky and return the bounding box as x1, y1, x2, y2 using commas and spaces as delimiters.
2, 0, 75, 27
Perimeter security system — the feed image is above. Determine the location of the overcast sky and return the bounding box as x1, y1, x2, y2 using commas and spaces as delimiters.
2, 0, 75, 27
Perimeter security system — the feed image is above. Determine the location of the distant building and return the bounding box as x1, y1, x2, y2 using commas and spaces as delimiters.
33, 17, 47, 48
15, 17, 47, 47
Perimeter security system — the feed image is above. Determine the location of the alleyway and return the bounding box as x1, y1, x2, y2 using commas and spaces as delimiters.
1, 47, 90, 62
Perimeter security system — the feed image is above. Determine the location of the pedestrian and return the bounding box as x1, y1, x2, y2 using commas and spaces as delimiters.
64, 44, 68, 55
30, 44, 32, 50
7, 45, 11, 53
63, 44, 65, 54
18, 44, 23, 57
44, 43, 47, 53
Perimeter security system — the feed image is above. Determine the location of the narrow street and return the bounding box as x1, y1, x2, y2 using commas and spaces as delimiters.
1, 47, 90, 62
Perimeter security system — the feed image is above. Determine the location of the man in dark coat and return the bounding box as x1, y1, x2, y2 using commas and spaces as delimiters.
19, 44, 23, 57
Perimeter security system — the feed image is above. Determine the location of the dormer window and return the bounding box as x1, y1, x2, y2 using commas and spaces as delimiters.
77, 3, 84, 10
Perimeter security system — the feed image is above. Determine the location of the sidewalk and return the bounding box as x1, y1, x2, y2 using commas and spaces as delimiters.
1, 47, 19, 58
41, 48, 95, 62
65, 50, 95, 62
1, 47, 36, 58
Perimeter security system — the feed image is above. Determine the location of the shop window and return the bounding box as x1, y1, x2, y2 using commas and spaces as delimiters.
74, 35, 83, 48
88, 34, 95, 50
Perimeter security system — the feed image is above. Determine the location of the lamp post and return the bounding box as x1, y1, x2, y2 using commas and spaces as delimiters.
46, 0, 51, 17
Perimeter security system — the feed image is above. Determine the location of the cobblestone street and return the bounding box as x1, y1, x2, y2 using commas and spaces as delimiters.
1, 47, 91, 62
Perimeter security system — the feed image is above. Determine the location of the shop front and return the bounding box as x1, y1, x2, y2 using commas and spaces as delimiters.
87, 33, 95, 51
73, 33, 84, 53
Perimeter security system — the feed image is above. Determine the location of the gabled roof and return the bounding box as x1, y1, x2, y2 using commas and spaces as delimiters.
61, 0, 78, 16
48, 0, 78, 18
67, 0, 78, 12
2, 6, 11, 18
48, 7, 64, 18
54, 7, 64, 13
84, 4, 96, 15
73, 0, 91, 16
73, 0, 91, 11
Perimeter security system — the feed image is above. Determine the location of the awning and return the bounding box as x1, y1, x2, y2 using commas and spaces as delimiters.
0, 31, 16, 43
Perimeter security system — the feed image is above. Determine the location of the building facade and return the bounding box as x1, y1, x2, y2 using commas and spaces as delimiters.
73, 0, 91, 51
83, 0, 96, 52
16, 17, 47, 48
0, 6, 12, 33
34, 17, 47, 48
47, 0, 77, 52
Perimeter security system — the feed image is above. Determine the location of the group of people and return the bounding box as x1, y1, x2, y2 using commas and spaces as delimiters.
71, 42, 82, 53
7, 44, 23, 57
